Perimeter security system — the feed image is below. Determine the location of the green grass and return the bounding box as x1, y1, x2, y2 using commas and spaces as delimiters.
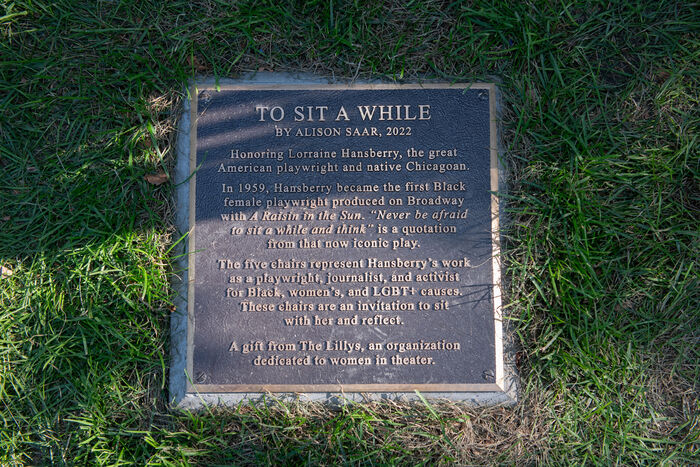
1, 0, 698, 464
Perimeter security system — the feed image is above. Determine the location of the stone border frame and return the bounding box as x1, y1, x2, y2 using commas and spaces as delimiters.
170, 73, 518, 408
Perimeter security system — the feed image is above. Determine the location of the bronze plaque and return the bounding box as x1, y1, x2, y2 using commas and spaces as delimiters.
185, 83, 503, 394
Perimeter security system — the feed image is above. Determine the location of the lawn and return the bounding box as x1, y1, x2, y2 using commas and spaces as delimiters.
1, 0, 697, 464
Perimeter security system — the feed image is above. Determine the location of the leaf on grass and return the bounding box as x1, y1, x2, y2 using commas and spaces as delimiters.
188, 55, 208, 72
2, 216, 9, 221
1, 266, 13, 279
655, 70, 670, 83
144, 172, 168, 185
